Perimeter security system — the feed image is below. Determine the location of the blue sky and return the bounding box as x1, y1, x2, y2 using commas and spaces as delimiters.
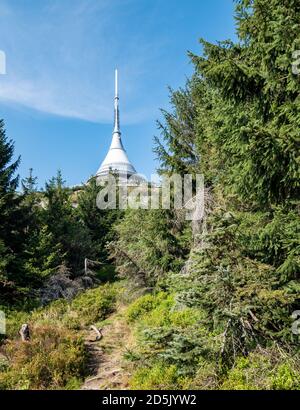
0, 0, 236, 187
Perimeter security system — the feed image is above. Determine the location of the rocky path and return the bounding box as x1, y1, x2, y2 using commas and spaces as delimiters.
81, 306, 132, 390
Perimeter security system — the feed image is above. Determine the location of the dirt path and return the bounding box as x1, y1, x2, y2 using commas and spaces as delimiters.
81, 306, 133, 390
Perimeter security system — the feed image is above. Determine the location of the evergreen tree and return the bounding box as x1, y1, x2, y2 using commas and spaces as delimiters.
23, 225, 64, 285
110, 207, 191, 287
190, 0, 300, 206
114, 0, 300, 380
43, 171, 94, 275
77, 177, 122, 261
19, 169, 64, 286
154, 78, 200, 176
0, 120, 25, 294
21, 168, 38, 195
20, 168, 40, 233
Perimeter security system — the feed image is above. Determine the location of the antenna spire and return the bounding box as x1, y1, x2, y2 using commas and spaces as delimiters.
113, 69, 120, 134
95, 69, 137, 178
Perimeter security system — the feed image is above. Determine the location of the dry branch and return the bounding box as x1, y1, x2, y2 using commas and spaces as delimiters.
90, 325, 103, 341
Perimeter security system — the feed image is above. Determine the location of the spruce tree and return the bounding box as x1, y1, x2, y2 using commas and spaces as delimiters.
154, 78, 200, 176
117, 0, 300, 375
43, 171, 94, 275
0, 120, 23, 293
77, 177, 122, 261
21, 168, 38, 195
190, 0, 300, 206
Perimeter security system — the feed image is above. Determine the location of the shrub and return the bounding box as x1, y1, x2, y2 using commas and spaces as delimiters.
126, 291, 213, 377
0, 283, 118, 390
130, 362, 186, 390
271, 363, 300, 390
126, 292, 172, 322
70, 283, 117, 327
182, 359, 219, 390
221, 349, 300, 390
0, 325, 87, 390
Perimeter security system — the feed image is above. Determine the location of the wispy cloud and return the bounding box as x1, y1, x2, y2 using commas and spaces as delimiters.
0, 0, 171, 123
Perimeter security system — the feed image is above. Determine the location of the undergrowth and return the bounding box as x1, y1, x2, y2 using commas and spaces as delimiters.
125, 292, 300, 390
0, 283, 118, 390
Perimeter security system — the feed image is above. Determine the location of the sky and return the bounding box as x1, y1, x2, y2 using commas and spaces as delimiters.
0, 0, 236, 187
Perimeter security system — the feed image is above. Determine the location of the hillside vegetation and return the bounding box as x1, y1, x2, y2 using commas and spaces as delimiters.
0, 0, 299, 390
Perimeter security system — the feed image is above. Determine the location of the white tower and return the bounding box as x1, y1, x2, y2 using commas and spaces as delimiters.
96, 70, 137, 178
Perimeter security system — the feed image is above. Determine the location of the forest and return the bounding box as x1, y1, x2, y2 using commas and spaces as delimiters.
0, 0, 299, 390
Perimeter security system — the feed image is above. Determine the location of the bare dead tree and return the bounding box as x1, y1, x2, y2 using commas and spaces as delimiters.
19, 324, 30, 341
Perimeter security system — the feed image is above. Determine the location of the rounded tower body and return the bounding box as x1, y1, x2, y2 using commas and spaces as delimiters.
96, 70, 137, 179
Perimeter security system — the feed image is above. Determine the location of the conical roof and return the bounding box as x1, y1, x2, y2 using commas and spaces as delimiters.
96, 70, 137, 177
